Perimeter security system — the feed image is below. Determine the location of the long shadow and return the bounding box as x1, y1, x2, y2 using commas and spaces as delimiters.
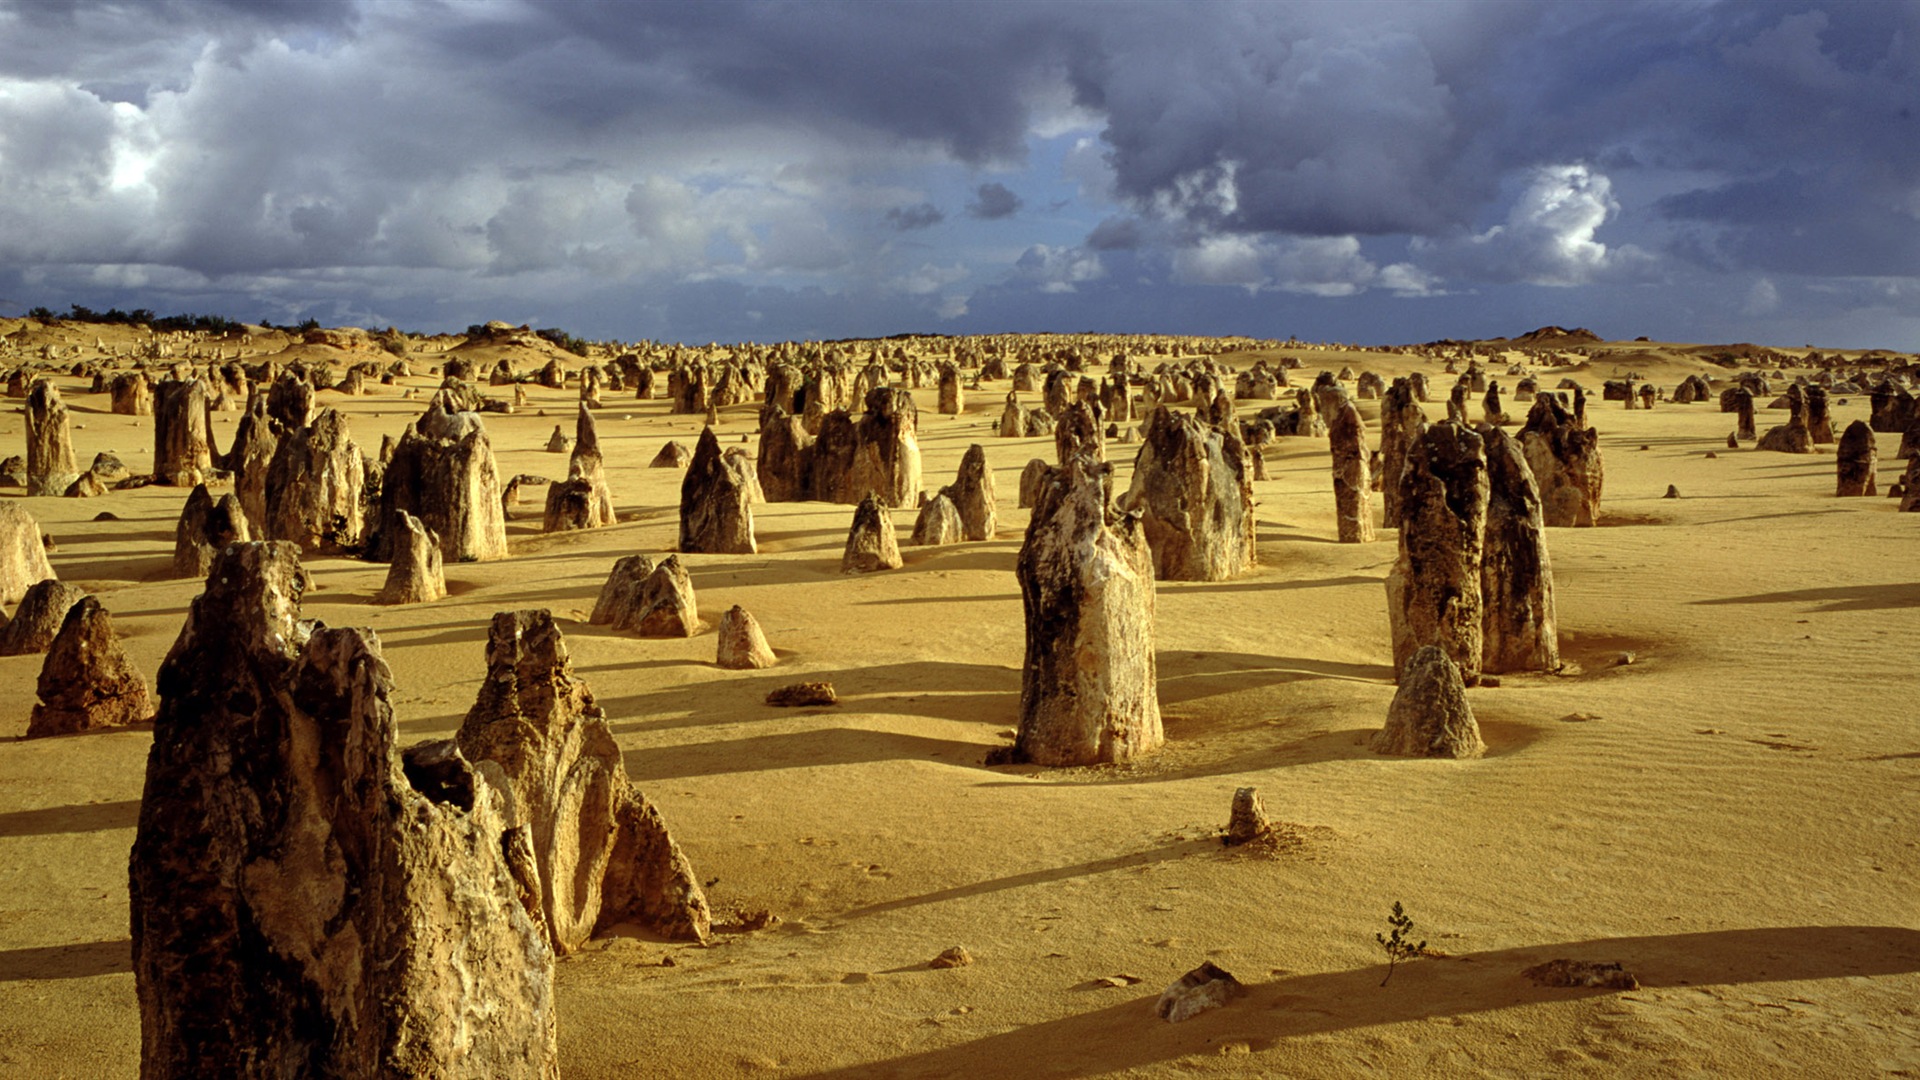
0, 939, 132, 982
856, 593, 1012, 607
796, 925, 1920, 1079
623, 728, 985, 782
836, 839, 1212, 921
597, 659, 1019, 734
1691, 582, 1920, 613
0, 799, 140, 837
897, 546, 1019, 574
1160, 574, 1379, 597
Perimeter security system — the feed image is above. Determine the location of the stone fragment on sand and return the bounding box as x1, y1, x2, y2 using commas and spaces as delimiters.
1373, 645, 1484, 759
590, 555, 655, 627
1522, 959, 1639, 990
766, 682, 837, 707
129, 542, 557, 1079
1157, 962, 1245, 1023
457, 610, 711, 951
544, 426, 572, 454
841, 492, 902, 572
374, 510, 446, 604
715, 605, 776, 670
1012, 457, 1161, 766
0, 579, 88, 656
27, 596, 151, 737
1224, 787, 1270, 846
929, 946, 973, 969
1017, 457, 1050, 509
625, 555, 699, 637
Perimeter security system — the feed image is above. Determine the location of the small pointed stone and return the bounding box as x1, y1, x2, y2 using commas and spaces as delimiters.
27, 596, 151, 737
841, 493, 902, 572
1373, 645, 1484, 758
715, 606, 776, 669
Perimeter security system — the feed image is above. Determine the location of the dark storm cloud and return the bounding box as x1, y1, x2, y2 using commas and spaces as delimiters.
966, 182, 1022, 220
884, 203, 944, 232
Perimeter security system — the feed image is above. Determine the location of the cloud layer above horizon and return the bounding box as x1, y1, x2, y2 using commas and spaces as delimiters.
0, 0, 1915, 347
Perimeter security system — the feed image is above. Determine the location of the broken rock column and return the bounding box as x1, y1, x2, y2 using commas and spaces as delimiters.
263, 407, 366, 555
1385, 422, 1489, 683
152, 377, 213, 486
1836, 420, 1878, 497
129, 542, 558, 1079
679, 426, 757, 554
457, 610, 711, 952
371, 404, 510, 562
1378, 378, 1428, 530
1329, 398, 1375, 543
25, 380, 79, 497
1519, 395, 1604, 527
1480, 426, 1559, 674
374, 510, 447, 604
1123, 406, 1256, 581
1012, 457, 1162, 766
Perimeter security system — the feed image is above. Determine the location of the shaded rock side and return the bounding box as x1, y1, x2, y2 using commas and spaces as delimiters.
1479, 426, 1560, 674
153, 377, 213, 486
0, 500, 55, 604
0, 579, 89, 656
172, 485, 251, 580
715, 605, 776, 669
25, 380, 79, 497
1372, 644, 1484, 758
27, 596, 151, 737
375, 510, 447, 604
1124, 406, 1256, 581
1385, 422, 1489, 683
1329, 397, 1375, 543
841, 492, 902, 572
371, 404, 510, 562
1519, 395, 1603, 527
1012, 458, 1162, 766
679, 426, 757, 554
1836, 420, 1878, 497
129, 542, 558, 1080
263, 408, 366, 555
909, 492, 963, 546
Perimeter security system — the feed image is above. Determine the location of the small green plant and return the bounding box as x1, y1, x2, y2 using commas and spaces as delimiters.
1375, 901, 1425, 986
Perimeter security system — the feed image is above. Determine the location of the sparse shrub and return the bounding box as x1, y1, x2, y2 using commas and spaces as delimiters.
1375, 900, 1426, 986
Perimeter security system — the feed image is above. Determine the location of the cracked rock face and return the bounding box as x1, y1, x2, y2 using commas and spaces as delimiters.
27, 596, 151, 737
1122, 406, 1256, 582
25, 380, 78, 497
1373, 644, 1484, 758
1012, 457, 1162, 767
371, 403, 509, 562
0, 579, 89, 656
1479, 425, 1559, 675
129, 542, 559, 1079
457, 610, 711, 952
0, 500, 55, 604
1519, 394, 1603, 527
1385, 422, 1489, 685
679, 427, 757, 555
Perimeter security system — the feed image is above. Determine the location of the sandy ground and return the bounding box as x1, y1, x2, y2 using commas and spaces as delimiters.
0, 335, 1916, 1078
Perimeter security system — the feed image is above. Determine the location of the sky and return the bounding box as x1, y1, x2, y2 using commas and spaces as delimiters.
0, 0, 1915, 348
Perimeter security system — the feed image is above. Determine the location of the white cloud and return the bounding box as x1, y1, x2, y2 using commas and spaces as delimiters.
1015, 244, 1105, 293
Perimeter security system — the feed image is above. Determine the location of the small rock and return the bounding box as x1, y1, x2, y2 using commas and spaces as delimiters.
715, 606, 776, 670
1704, 451, 1717, 459
650, 441, 691, 468
1224, 787, 1269, 847
1616, 651, 1636, 666
1156, 961, 1245, 1023
92, 511, 120, 522
765, 682, 837, 707
929, 947, 973, 969
1663, 485, 1679, 499
1559, 712, 1600, 723
1522, 959, 1639, 990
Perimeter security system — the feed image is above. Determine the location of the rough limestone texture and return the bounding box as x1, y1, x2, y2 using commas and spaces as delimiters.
1013, 458, 1162, 766
129, 542, 559, 1080
1224, 787, 1270, 847
715, 605, 777, 670
651, 441, 692, 468
945, 443, 998, 541
27, 596, 151, 737
1836, 420, 1878, 497
226, 395, 279, 533
1520, 395, 1604, 527
0, 500, 55, 604
624, 555, 699, 637
264, 407, 366, 555
1386, 422, 1490, 684
589, 555, 656, 627
1329, 398, 1375, 543
1379, 378, 1431, 530
841, 492, 903, 572
1124, 406, 1256, 581
110, 371, 154, 416
375, 511, 447, 604
679, 427, 757, 554
1054, 401, 1104, 467
755, 409, 811, 501
1373, 645, 1485, 758
1479, 426, 1560, 674
568, 405, 616, 528
372, 403, 510, 562
457, 610, 711, 951
1157, 962, 1246, 1023
172, 484, 251, 580
852, 387, 922, 508
153, 377, 213, 486
0, 579, 89, 656
909, 492, 963, 546
1018, 457, 1051, 509
25, 380, 79, 497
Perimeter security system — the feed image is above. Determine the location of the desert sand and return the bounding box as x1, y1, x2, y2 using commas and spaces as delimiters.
0, 322, 1915, 1078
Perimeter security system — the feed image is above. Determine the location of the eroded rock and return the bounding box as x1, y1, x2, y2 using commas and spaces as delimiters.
27, 596, 151, 737
374, 511, 447, 604
1373, 644, 1484, 758
841, 492, 902, 572
679, 427, 756, 554
0, 579, 89, 656
715, 605, 776, 670
1479, 426, 1559, 675
1123, 406, 1256, 581
1386, 422, 1489, 683
172, 484, 251, 579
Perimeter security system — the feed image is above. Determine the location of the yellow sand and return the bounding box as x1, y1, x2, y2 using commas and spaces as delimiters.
1, 333, 1916, 1078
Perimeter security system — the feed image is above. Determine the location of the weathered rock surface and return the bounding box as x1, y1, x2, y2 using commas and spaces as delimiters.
27, 596, 151, 737
457, 610, 711, 951
1379, 378, 1429, 530
25, 380, 79, 497
1386, 422, 1489, 683
153, 377, 213, 486
0, 579, 89, 656
1373, 644, 1484, 758
852, 387, 922, 508
841, 492, 902, 572
1519, 395, 1603, 527
909, 492, 963, 546
679, 427, 757, 554
110, 371, 154, 416
375, 510, 447, 604
0, 500, 55, 604
589, 555, 655, 627
626, 555, 699, 637
172, 484, 251, 579
371, 403, 510, 562
715, 605, 776, 669
1479, 426, 1559, 675
1224, 787, 1270, 847
651, 441, 691, 468
1157, 962, 1245, 1023
1522, 959, 1640, 991
264, 408, 366, 554
129, 542, 559, 1080
1012, 458, 1161, 766
1836, 420, 1878, 497
1329, 397, 1375, 543
1123, 406, 1256, 581
766, 681, 837, 707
